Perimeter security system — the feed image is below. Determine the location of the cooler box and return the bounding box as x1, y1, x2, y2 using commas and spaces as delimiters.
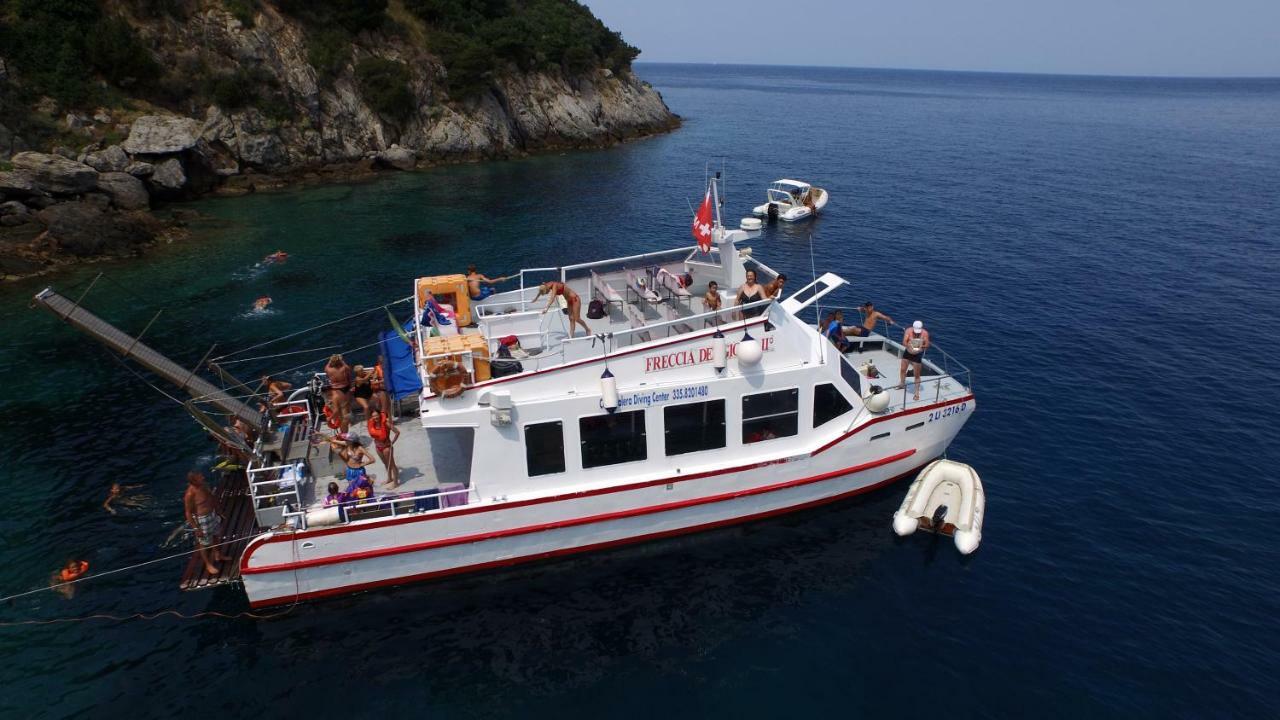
417, 274, 471, 326
422, 334, 491, 382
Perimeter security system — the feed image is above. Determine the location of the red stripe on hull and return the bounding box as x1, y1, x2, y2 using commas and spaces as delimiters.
248, 458, 928, 608
240, 393, 974, 568
243, 448, 915, 576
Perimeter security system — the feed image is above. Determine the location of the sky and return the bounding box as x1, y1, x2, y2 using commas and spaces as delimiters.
585, 0, 1280, 77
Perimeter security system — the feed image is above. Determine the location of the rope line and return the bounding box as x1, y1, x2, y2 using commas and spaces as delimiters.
212, 297, 412, 362
0, 532, 258, 604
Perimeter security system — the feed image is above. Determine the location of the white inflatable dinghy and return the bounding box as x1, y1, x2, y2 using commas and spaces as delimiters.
893, 459, 985, 554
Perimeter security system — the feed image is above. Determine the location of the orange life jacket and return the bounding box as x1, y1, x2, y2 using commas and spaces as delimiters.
367, 412, 390, 443
59, 560, 89, 582
322, 404, 341, 429
370, 363, 385, 392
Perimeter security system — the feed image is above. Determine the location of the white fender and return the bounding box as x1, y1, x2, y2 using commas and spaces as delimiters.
737, 339, 763, 366
712, 332, 727, 372
600, 368, 618, 413
865, 389, 890, 414
308, 506, 342, 527
892, 459, 985, 554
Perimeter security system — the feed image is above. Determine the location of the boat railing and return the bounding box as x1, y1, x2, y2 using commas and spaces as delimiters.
561, 245, 716, 279
247, 459, 307, 527
557, 296, 777, 352
283, 484, 480, 530
816, 304, 975, 397
742, 255, 781, 282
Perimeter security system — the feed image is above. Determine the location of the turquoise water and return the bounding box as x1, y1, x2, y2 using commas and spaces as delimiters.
1, 64, 1279, 717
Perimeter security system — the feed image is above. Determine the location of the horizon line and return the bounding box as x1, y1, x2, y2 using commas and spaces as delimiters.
630, 59, 1280, 82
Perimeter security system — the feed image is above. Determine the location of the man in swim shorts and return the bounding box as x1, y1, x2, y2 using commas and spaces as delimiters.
899, 320, 931, 400
184, 471, 227, 575
846, 301, 894, 337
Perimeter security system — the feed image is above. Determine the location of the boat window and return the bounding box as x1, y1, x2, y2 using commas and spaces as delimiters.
580, 410, 647, 468
906, 421, 924, 431
813, 383, 853, 428
664, 399, 726, 456
871, 431, 890, 441
742, 388, 799, 444
839, 355, 861, 395
525, 421, 565, 476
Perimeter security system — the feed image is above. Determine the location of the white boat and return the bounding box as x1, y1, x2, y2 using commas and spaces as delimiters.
892, 459, 985, 554
33, 177, 975, 608
751, 179, 829, 221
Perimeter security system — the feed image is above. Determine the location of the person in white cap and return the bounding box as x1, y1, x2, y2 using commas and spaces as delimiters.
900, 320, 931, 399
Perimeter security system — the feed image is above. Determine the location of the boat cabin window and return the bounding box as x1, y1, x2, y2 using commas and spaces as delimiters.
664, 400, 726, 456
813, 383, 853, 428
580, 410, 647, 468
525, 421, 566, 476
742, 388, 799, 444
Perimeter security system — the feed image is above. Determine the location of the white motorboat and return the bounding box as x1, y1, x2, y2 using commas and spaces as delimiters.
751, 179, 829, 221
892, 459, 985, 554
33, 176, 976, 608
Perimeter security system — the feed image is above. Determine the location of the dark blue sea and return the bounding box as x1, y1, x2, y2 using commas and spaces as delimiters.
1, 64, 1278, 718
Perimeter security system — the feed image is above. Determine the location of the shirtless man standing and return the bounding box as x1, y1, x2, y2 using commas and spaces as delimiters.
466, 265, 512, 301
325, 354, 353, 434
846, 301, 895, 338
899, 320, 931, 400
184, 471, 227, 575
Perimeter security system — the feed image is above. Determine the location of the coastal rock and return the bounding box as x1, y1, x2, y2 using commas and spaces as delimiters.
125, 161, 155, 178
150, 158, 187, 192
0, 122, 27, 158
97, 172, 150, 210
122, 115, 202, 155
202, 108, 287, 168
0, 170, 38, 195
35, 201, 155, 257
0, 200, 31, 226
9, 152, 98, 194
374, 146, 416, 170
83, 145, 130, 173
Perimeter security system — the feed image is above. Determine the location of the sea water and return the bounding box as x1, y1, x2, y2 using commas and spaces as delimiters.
0, 64, 1277, 718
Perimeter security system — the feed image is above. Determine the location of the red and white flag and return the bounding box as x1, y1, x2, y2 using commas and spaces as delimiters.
692, 185, 714, 253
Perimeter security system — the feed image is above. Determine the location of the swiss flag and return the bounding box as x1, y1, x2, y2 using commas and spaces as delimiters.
691, 185, 714, 252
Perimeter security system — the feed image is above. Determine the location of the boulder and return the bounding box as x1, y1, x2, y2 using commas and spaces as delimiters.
83, 145, 130, 173
0, 121, 27, 158
0, 200, 31, 226
125, 161, 155, 178
35, 201, 154, 257
97, 172, 150, 210
0, 170, 38, 196
9, 152, 98, 194
150, 158, 187, 192
375, 146, 417, 171
122, 115, 202, 155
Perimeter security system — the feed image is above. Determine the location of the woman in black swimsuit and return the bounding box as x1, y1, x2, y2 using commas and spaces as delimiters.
736, 270, 765, 318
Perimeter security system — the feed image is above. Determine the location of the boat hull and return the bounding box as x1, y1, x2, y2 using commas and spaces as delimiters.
241, 396, 972, 607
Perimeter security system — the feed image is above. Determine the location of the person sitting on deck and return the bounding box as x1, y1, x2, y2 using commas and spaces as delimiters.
367, 405, 401, 489
535, 281, 588, 338
184, 471, 227, 576
325, 354, 353, 434
846, 301, 895, 338
466, 265, 513, 300
821, 310, 856, 353
899, 320, 931, 400
323, 481, 346, 507
763, 273, 787, 299
736, 270, 766, 318
261, 375, 293, 405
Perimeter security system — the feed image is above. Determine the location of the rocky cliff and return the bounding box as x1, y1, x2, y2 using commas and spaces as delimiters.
0, 1, 678, 279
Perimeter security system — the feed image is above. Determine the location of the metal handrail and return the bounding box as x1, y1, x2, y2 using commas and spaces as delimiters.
814, 304, 974, 389
286, 484, 480, 530
557, 296, 776, 351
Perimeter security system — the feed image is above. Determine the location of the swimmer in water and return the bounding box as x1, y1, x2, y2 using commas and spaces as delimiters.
264, 250, 288, 264
103, 482, 148, 515
52, 559, 89, 599
253, 296, 272, 312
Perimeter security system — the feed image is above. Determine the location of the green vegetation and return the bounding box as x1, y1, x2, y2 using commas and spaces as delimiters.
405, 0, 640, 99
0, 0, 160, 105
354, 58, 414, 121
223, 0, 257, 27
205, 67, 293, 121
307, 28, 353, 84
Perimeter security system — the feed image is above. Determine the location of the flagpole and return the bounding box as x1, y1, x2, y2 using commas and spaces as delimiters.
710, 172, 723, 234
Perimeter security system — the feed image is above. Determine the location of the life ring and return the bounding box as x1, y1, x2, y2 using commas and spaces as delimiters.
59, 560, 89, 582
432, 360, 467, 398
